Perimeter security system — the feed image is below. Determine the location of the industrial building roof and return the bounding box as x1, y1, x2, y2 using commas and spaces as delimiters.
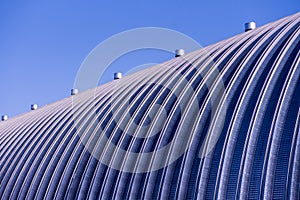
0, 12, 299, 199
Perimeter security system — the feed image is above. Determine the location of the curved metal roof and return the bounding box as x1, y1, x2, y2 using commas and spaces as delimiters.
0, 12, 299, 199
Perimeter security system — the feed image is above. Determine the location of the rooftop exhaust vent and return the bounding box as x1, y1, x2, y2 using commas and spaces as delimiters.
1, 115, 8, 121
175, 49, 185, 57
114, 72, 122, 80
31, 104, 38, 110
71, 89, 79, 95
245, 22, 256, 32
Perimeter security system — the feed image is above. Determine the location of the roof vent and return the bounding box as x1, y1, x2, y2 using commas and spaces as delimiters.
31, 104, 38, 110
1, 115, 8, 121
245, 22, 256, 32
71, 88, 79, 95
175, 49, 185, 57
114, 72, 122, 80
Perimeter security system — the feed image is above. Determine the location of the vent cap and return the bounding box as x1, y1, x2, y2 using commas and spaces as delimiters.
175, 49, 185, 57
1, 115, 8, 121
71, 88, 79, 95
114, 72, 122, 80
31, 104, 38, 110
245, 22, 256, 32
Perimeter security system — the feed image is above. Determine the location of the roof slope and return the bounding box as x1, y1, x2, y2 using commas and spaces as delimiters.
0, 12, 300, 200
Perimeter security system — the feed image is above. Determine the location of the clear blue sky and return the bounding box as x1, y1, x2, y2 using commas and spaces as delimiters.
0, 0, 299, 117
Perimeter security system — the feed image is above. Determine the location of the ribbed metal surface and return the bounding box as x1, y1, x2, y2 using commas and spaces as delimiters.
0, 12, 299, 199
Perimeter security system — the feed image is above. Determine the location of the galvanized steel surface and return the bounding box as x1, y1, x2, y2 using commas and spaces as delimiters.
0, 12, 300, 200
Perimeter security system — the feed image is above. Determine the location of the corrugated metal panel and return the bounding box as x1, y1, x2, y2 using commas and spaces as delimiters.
0, 12, 299, 200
